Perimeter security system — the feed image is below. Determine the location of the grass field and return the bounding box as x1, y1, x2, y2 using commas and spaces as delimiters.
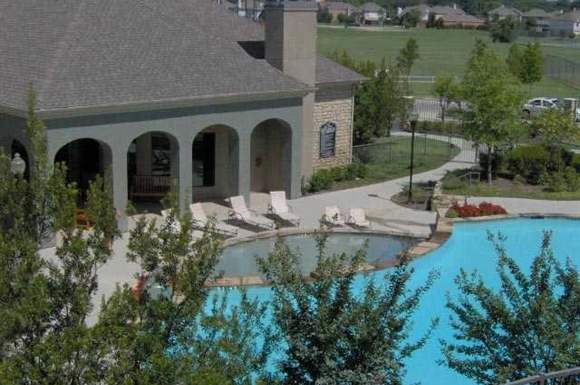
318, 27, 580, 98
331, 136, 459, 190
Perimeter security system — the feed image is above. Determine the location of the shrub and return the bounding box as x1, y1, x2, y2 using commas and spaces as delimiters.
564, 167, 580, 192
545, 172, 566, 193
446, 208, 459, 218
307, 163, 368, 193
443, 174, 466, 191
317, 10, 333, 23
447, 201, 507, 218
506, 145, 549, 184
479, 151, 506, 177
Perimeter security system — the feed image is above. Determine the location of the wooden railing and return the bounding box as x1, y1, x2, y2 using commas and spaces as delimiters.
501, 367, 580, 385
130, 175, 172, 199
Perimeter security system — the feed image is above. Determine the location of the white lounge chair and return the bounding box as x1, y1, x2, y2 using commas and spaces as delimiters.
161, 209, 181, 233
189, 203, 238, 237
323, 206, 346, 227
228, 195, 275, 230
346, 208, 371, 228
268, 191, 300, 226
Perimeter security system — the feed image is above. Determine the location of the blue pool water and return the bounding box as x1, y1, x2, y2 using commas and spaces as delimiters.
213, 217, 580, 385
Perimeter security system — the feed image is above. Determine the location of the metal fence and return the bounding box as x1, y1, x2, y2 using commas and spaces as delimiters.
500, 366, 580, 385
544, 55, 580, 90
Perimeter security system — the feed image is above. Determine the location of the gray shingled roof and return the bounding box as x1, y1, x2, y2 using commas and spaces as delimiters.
0, 0, 363, 114
523, 8, 550, 18
0, 0, 309, 113
361, 2, 384, 12
489, 5, 522, 17
316, 57, 365, 85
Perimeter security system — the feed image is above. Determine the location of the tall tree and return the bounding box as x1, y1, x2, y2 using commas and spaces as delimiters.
490, 16, 517, 43
95, 210, 274, 385
461, 41, 524, 184
397, 37, 420, 77
519, 42, 544, 95
441, 232, 579, 385
506, 43, 523, 78
258, 234, 439, 385
432, 73, 457, 126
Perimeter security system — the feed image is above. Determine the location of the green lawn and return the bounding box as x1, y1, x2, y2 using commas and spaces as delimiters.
443, 181, 580, 200
318, 27, 580, 98
332, 136, 459, 190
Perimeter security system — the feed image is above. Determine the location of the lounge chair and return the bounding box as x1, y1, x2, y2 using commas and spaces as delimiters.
323, 206, 346, 227
228, 195, 275, 230
268, 191, 300, 226
189, 203, 238, 237
346, 208, 371, 228
161, 209, 181, 233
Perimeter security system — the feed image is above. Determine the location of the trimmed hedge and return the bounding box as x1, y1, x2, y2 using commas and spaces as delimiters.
306, 163, 368, 193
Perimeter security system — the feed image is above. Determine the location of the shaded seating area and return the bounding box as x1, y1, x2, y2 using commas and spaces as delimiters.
228, 195, 275, 230
190, 203, 238, 238
268, 191, 300, 226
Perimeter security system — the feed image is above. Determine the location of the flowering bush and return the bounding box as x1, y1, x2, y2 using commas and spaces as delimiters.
446, 201, 507, 218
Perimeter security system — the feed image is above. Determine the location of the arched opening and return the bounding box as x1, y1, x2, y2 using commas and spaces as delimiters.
192, 125, 239, 201
250, 119, 292, 194
54, 138, 112, 205
11, 139, 30, 180
127, 132, 179, 212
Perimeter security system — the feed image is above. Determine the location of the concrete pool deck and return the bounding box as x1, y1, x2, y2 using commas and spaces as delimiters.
38, 133, 580, 324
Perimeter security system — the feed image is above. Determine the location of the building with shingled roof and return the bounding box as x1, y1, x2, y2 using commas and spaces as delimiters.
0, 0, 364, 228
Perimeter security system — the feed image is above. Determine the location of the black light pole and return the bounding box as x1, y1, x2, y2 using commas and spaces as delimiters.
407, 112, 419, 203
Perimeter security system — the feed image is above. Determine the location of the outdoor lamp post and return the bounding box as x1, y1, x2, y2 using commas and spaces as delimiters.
11, 153, 26, 177
407, 111, 419, 203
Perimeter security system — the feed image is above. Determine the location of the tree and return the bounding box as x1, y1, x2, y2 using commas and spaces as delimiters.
258, 234, 439, 385
397, 37, 420, 76
95, 209, 274, 385
490, 16, 517, 43
317, 9, 333, 23
441, 232, 579, 385
532, 108, 580, 147
0, 89, 121, 384
461, 41, 524, 184
401, 9, 421, 28
432, 73, 457, 125
506, 43, 523, 78
519, 42, 544, 95
331, 50, 408, 144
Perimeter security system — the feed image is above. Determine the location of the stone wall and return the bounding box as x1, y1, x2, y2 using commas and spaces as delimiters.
312, 84, 355, 170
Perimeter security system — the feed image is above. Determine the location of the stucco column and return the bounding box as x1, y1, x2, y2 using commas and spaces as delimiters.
178, 139, 192, 213
111, 146, 128, 231
238, 133, 251, 202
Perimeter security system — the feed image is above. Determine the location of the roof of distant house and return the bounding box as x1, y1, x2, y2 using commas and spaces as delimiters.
489, 5, 523, 17
430, 5, 466, 16
325, 1, 359, 12
523, 8, 551, 18
551, 10, 580, 21
360, 2, 384, 12
438, 12, 485, 24
0, 0, 363, 114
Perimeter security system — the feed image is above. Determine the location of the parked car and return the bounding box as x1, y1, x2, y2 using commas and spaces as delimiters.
522, 97, 563, 118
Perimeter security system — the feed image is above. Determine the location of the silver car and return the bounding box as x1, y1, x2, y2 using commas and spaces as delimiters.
522, 97, 562, 118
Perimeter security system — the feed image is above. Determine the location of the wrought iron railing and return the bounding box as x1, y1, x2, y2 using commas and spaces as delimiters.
501, 367, 580, 385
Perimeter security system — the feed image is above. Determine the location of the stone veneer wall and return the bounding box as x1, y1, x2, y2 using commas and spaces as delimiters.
312, 84, 355, 170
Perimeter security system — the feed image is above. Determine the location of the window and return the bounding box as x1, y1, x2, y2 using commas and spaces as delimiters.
192, 133, 215, 187
320, 122, 337, 159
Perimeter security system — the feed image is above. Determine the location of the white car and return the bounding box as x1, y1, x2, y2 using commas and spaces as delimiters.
522, 97, 562, 118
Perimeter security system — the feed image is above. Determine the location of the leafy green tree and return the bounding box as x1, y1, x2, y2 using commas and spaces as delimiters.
432, 73, 457, 125
331, 50, 407, 143
519, 42, 544, 95
317, 9, 333, 23
0, 86, 121, 384
401, 9, 421, 28
258, 234, 439, 385
95, 210, 274, 385
441, 232, 579, 385
461, 41, 524, 184
506, 43, 523, 78
532, 108, 580, 147
397, 37, 420, 76
490, 16, 517, 42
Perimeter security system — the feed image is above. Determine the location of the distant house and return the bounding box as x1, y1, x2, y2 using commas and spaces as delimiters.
550, 10, 580, 37
488, 5, 523, 22
399, 4, 485, 28
360, 2, 385, 24
523, 8, 552, 33
324, 1, 359, 22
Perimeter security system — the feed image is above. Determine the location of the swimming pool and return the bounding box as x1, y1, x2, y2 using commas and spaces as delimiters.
213, 217, 580, 385
216, 232, 418, 278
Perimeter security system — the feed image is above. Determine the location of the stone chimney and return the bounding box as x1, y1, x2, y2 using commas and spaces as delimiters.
263, 0, 318, 181
263, 0, 318, 87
